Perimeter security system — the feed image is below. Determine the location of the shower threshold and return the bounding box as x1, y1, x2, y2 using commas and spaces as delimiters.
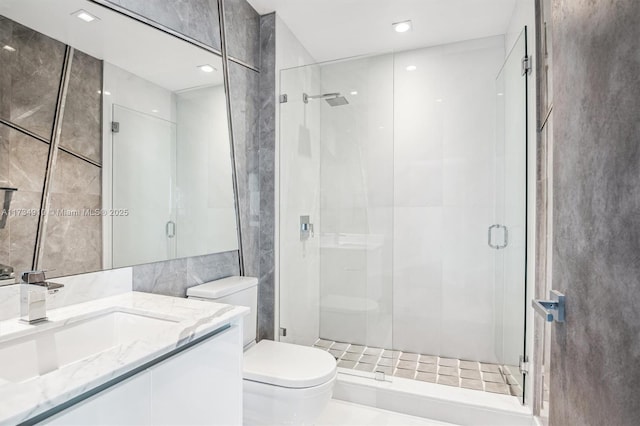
313, 339, 523, 398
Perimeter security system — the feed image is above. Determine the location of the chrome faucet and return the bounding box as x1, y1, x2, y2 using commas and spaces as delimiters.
20, 271, 64, 324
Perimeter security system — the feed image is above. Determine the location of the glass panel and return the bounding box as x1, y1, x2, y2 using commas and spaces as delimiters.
495, 28, 528, 403
279, 54, 395, 380
112, 105, 177, 267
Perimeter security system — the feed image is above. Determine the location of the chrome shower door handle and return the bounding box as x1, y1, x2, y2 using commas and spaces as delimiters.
488, 224, 508, 249
166, 221, 176, 238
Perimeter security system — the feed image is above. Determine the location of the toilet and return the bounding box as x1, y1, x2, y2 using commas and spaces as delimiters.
187, 276, 336, 425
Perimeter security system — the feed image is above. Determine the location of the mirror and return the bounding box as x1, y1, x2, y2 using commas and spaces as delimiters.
0, 0, 238, 281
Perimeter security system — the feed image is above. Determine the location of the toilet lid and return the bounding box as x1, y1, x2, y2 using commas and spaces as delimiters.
244, 340, 337, 389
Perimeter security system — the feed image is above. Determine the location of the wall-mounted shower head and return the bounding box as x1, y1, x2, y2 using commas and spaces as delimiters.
303, 92, 349, 107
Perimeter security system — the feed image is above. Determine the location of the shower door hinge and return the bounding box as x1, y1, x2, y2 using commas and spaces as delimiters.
519, 355, 529, 375
279, 327, 287, 337
279, 94, 288, 103
111, 121, 120, 133
522, 55, 532, 76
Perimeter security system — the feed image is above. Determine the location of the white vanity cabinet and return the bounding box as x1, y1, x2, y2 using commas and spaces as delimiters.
42, 324, 243, 426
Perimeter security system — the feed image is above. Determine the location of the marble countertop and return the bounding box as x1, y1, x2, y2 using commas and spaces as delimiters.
0, 291, 249, 425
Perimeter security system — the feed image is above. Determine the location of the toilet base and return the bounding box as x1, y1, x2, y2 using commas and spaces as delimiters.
243, 373, 336, 425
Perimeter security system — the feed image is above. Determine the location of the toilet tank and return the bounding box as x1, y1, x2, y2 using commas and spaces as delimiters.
186, 276, 258, 348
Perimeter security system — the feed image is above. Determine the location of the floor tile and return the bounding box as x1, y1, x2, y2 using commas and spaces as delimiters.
359, 354, 380, 364
460, 369, 481, 380
482, 372, 505, 383
346, 345, 366, 354
332, 342, 350, 351
460, 379, 484, 390
416, 372, 437, 383
382, 350, 401, 359
337, 360, 356, 369
397, 360, 418, 370
399, 352, 420, 362
485, 382, 510, 395
459, 360, 479, 370
364, 347, 384, 356
480, 363, 501, 373
377, 357, 396, 367
437, 375, 459, 387
510, 385, 523, 397
506, 375, 520, 385
394, 368, 416, 379
341, 352, 361, 362
329, 349, 345, 359
375, 366, 394, 375
438, 366, 459, 377
419, 355, 437, 364
355, 363, 376, 372
315, 339, 334, 348
438, 358, 458, 367
417, 363, 437, 373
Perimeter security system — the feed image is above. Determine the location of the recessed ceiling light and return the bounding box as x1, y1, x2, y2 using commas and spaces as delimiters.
199, 64, 215, 73
393, 20, 412, 33
406, 65, 417, 71
2, 45, 16, 52
151, 109, 159, 113
73, 10, 99, 22
497, 92, 504, 96
350, 91, 358, 95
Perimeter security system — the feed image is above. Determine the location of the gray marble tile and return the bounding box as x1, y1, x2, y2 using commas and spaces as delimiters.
186, 251, 240, 285
8, 190, 40, 275
41, 192, 102, 278
132, 257, 189, 297
60, 49, 102, 164
0, 16, 65, 140
358, 354, 379, 365
50, 150, 101, 196
550, 1, 640, 424
8, 128, 48, 192
108, 0, 222, 50
0, 127, 48, 275
223, 0, 260, 68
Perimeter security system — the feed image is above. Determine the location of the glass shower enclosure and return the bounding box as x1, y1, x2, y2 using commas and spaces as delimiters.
278, 29, 529, 402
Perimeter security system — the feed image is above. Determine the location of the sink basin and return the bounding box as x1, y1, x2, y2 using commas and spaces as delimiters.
0, 311, 178, 384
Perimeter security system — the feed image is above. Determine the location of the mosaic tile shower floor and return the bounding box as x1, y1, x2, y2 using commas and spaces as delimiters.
313, 339, 523, 398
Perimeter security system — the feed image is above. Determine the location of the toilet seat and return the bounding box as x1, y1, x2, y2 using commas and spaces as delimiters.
244, 340, 336, 388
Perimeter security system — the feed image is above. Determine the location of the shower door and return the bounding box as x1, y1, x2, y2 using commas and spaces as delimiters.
112, 105, 177, 267
278, 54, 395, 381
493, 28, 529, 403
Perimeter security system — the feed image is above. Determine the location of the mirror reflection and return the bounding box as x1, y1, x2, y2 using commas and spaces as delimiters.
0, 0, 238, 281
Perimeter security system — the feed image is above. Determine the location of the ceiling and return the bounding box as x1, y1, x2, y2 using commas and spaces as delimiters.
0, 0, 224, 91
247, 0, 518, 62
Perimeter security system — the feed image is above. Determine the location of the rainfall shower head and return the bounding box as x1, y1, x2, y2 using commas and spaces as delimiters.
303, 92, 349, 107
